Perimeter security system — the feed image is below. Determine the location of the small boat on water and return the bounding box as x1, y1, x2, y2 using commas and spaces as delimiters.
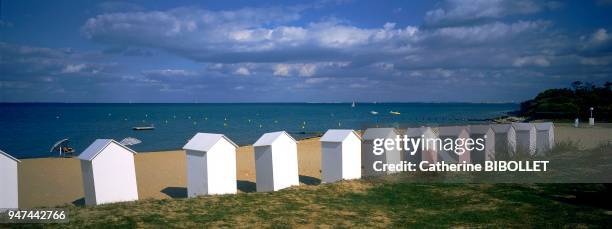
370, 111, 379, 115
389, 111, 401, 115
133, 124, 155, 130
351, 101, 356, 107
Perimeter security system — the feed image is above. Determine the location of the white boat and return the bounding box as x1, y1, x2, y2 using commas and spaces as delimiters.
389, 111, 401, 115
133, 124, 155, 130
370, 111, 379, 115
351, 101, 356, 107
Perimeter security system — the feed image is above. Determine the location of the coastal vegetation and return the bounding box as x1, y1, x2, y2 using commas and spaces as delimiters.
519, 81, 611, 121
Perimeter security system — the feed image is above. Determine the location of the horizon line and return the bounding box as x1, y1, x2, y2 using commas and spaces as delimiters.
0, 101, 520, 104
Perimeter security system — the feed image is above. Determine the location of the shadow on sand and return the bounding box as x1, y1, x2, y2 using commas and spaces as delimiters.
161, 187, 187, 198
237, 180, 257, 193
72, 197, 85, 206
299, 175, 321, 185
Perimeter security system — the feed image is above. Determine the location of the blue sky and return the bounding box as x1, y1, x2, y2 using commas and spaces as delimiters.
1, 0, 611, 103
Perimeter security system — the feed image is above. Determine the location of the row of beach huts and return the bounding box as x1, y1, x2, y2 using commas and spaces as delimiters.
0, 122, 554, 209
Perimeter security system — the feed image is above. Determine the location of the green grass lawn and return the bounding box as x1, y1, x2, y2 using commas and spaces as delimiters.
29, 182, 610, 228
12, 143, 612, 228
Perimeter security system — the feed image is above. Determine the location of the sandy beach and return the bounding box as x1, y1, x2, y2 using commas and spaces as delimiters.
18, 124, 612, 208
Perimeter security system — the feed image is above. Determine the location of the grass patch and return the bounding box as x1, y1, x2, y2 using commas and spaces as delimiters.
11, 182, 610, 228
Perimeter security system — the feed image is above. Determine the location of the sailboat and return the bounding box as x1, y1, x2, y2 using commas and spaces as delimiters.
351, 101, 356, 108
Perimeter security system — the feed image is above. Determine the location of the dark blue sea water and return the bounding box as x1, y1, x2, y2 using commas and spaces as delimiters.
0, 103, 517, 159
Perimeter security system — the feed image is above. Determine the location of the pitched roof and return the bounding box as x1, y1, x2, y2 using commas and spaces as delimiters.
78, 139, 137, 161
183, 133, 238, 152
405, 127, 434, 137
362, 128, 398, 140
512, 122, 535, 131
534, 122, 554, 131
437, 126, 468, 136
0, 149, 20, 163
469, 125, 492, 135
320, 129, 361, 142
491, 124, 513, 133
253, 131, 296, 147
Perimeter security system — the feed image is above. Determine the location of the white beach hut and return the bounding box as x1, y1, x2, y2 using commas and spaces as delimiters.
468, 125, 495, 164
320, 129, 362, 183
361, 128, 402, 176
437, 126, 471, 163
78, 139, 139, 206
0, 150, 20, 210
183, 133, 238, 197
253, 131, 299, 192
405, 127, 439, 164
512, 123, 537, 156
491, 124, 517, 158
534, 122, 555, 155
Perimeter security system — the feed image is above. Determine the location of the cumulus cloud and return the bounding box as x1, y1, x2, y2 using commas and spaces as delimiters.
235, 67, 251, 76
142, 69, 196, 77
81, 7, 421, 63
513, 56, 551, 67
273, 64, 291, 76
425, 0, 561, 27
62, 64, 88, 73
2, 2, 611, 102
580, 28, 612, 54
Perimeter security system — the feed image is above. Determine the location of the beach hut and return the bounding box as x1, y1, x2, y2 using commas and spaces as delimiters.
491, 124, 517, 158
361, 128, 402, 176
468, 125, 495, 164
512, 123, 537, 156
405, 127, 438, 164
78, 139, 139, 206
320, 129, 362, 183
253, 131, 299, 192
534, 122, 555, 155
183, 133, 238, 197
437, 126, 471, 163
0, 150, 20, 210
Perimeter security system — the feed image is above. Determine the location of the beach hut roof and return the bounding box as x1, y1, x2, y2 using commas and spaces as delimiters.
534, 122, 554, 131
491, 124, 513, 133
0, 149, 20, 163
438, 126, 468, 136
183, 133, 238, 152
254, 131, 296, 147
78, 139, 137, 161
362, 128, 398, 140
512, 123, 534, 131
320, 129, 361, 142
405, 127, 433, 137
469, 125, 492, 134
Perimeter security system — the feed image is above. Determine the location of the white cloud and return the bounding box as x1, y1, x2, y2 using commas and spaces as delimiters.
305, 77, 329, 84
513, 56, 550, 67
580, 28, 611, 51
235, 67, 251, 75
425, 0, 560, 26
62, 64, 87, 73
430, 21, 548, 44
81, 7, 420, 62
142, 69, 195, 77
270, 62, 348, 77
298, 64, 317, 76
273, 64, 291, 76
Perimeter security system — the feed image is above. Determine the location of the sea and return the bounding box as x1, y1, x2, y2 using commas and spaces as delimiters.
0, 103, 518, 159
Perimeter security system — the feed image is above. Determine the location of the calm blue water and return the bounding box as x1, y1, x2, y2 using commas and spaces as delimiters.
0, 103, 517, 159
